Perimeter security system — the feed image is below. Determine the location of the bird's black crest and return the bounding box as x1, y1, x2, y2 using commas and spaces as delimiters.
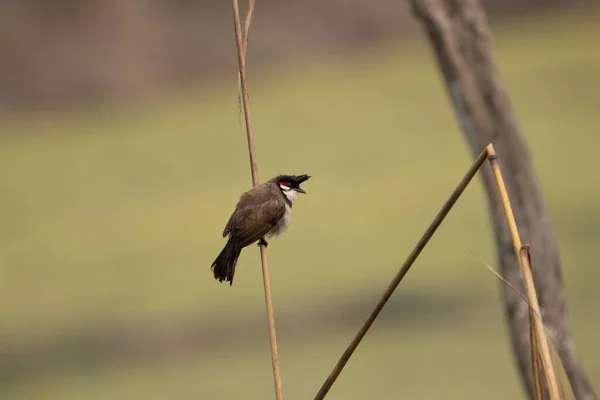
270, 174, 311, 188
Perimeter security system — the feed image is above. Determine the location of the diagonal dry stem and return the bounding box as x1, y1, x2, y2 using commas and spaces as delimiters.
231, 1, 283, 399
314, 146, 490, 400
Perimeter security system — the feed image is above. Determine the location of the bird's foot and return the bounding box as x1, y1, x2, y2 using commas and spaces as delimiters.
258, 238, 268, 248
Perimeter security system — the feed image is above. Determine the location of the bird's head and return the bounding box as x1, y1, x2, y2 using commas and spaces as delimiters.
271, 174, 311, 201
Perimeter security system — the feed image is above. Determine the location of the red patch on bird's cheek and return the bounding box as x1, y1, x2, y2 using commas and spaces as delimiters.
279, 183, 289, 189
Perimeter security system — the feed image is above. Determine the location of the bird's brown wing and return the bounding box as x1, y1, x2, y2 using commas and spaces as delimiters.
222, 186, 260, 237
223, 183, 286, 247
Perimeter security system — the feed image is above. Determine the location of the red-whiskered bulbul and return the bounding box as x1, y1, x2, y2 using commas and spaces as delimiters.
211, 174, 311, 285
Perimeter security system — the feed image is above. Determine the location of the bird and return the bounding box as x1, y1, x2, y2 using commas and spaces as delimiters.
211, 174, 311, 285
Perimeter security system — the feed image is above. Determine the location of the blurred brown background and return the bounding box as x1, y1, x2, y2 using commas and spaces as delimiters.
0, 0, 589, 110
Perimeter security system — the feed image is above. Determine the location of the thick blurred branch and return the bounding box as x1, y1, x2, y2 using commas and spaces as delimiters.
408, 1, 597, 399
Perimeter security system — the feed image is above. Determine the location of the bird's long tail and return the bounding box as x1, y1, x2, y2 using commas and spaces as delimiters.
211, 239, 241, 285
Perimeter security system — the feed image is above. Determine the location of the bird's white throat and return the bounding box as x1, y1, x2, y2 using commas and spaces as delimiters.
282, 189, 298, 202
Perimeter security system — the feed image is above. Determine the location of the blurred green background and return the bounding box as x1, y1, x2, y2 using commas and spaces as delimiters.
1, 2, 599, 400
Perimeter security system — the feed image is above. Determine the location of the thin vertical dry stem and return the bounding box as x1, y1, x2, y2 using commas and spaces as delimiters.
526, 248, 543, 400
314, 146, 490, 400
237, 0, 256, 120
531, 307, 544, 400
486, 143, 562, 400
231, 0, 258, 183
242, 0, 256, 62
523, 241, 543, 400
231, 1, 283, 399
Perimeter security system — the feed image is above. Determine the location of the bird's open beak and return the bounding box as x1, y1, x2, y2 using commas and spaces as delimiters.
295, 187, 306, 194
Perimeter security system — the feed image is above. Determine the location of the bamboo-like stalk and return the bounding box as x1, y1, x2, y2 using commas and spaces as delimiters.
530, 306, 543, 400
231, 1, 283, 399
486, 143, 562, 400
314, 146, 490, 400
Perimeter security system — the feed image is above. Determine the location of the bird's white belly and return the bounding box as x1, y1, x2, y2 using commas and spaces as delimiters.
267, 204, 292, 238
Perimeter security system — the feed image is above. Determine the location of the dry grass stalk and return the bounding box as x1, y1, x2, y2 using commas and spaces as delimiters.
231, 1, 284, 399
486, 143, 562, 400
